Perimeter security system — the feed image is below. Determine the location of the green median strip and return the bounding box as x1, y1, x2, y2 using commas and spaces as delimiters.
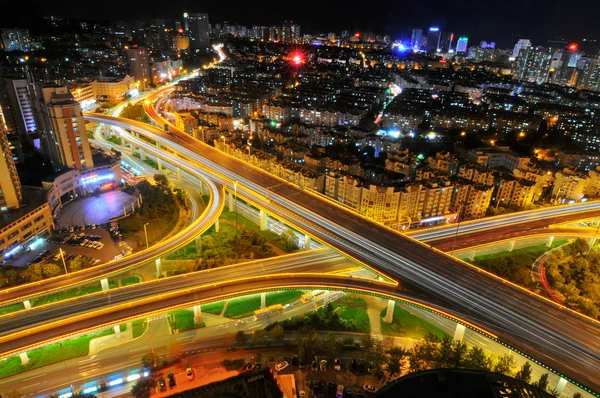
380, 303, 448, 340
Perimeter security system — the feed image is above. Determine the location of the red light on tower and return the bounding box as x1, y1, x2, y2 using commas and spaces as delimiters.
354, 32, 360, 38
568, 43, 578, 51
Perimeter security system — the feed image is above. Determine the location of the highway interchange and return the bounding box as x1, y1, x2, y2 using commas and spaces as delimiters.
1, 84, 600, 395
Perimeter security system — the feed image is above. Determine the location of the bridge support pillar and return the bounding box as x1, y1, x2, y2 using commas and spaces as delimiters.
155, 258, 162, 278
195, 235, 202, 253
323, 290, 330, 304
114, 325, 121, 339
228, 191, 234, 212
469, 250, 476, 261
100, 278, 110, 291
157, 157, 162, 170
590, 236, 597, 248
259, 210, 268, 231
304, 234, 311, 250
176, 166, 182, 181
546, 235, 555, 248
453, 324, 466, 343
23, 300, 31, 309
508, 240, 515, 252
554, 377, 567, 396
139, 148, 146, 161
384, 299, 395, 323
193, 305, 203, 323
215, 219, 220, 233
261, 292, 266, 309
19, 352, 29, 365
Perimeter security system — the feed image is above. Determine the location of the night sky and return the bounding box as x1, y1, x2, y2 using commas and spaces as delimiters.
5, 0, 600, 48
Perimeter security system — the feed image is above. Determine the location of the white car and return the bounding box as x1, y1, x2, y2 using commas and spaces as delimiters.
299, 391, 307, 398
363, 384, 377, 393
275, 361, 289, 371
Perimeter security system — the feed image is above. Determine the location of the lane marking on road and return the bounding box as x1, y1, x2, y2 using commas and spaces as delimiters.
128, 346, 148, 353
22, 383, 40, 389
21, 373, 46, 381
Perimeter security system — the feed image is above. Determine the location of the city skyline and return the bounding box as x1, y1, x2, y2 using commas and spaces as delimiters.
4, 0, 600, 47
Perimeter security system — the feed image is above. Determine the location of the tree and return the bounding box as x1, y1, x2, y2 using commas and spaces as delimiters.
5, 269, 19, 285
141, 352, 157, 369
572, 393, 583, 398
130, 378, 153, 398
281, 228, 298, 251
269, 324, 285, 344
493, 354, 516, 376
386, 347, 407, 378
463, 347, 492, 371
253, 329, 266, 345
235, 330, 249, 346
534, 373, 550, 391
68, 256, 87, 272
515, 361, 532, 383
153, 173, 170, 192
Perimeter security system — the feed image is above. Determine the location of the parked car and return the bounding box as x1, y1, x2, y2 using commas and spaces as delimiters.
363, 384, 377, 393
167, 373, 176, 388
158, 378, 166, 391
334, 358, 341, 371
275, 361, 289, 371
186, 366, 194, 380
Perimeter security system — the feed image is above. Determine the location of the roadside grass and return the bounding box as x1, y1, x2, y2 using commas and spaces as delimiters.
330, 297, 370, 333
469, 240, 568, 263
32, 281, 118, 307
132, 319, 148, 338
0, 325, 125, 379
265, 290, 303, 307
380, 303, 449, 340
0, 303, 24, 315
224, 290, 304, 318
201, 301, 225, 315
168, 309, 206, 332
120, 275, 141, 286
107, 136, 123, 145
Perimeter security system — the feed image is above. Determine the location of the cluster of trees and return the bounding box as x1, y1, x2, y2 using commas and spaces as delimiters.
198, 227, 275, 269
471, 252, 535, 288
1, 255, 89, 288
120, 103, 149, 123
545, 238, 600, 318
265, 303, 361, 333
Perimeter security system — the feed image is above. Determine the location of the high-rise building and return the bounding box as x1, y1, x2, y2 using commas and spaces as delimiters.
0, 77, 37, 141
441, 32, 454, 53
127, 47, 151, 89
183, 12, 210, 48
578, 57, 600, 92
410, 29, 423, 50
33, 85, 93, 172
513, 46, 553, 84
281, 21, 301, 43
426, 27, 441, 53
511, 39, 532, 61
0, 29, 31, 52
456, 37, 468, 53
0, 127, 22, 211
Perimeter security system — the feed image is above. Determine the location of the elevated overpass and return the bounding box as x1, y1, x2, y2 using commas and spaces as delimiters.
122, 91, 600, 393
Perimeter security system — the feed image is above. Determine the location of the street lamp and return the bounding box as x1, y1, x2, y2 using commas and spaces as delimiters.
450, 202, 464, 255
143, 222, 150, 249
59, 248, 68, 274
234, 181, 238, 246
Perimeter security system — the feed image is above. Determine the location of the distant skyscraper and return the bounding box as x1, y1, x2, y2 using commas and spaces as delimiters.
456, 37, 468, 53
127, 47, 151, 89
441, 32, 454, 52
0, 29, 31, 52
281, 21, 300, 43
513, 46, 553, 84
0, 127, 22, 211
511, 39, 532, 61
0, 78, 37, 140
183, 12, 210, 48
33, 85, 94, 172
426, 27, 441, 53
410, 29, 423, 50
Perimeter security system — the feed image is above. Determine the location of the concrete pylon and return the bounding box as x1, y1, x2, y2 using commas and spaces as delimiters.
304, 234, 311, 250
508, 240, 516, 252
193, 305, 203, 323
546, 236, 555, 247
261, 293, 266, 309
114, 325, 121, 339
554, 377, 567, 396
100, 278, 110, 291
176, 167, 182, 181
323, 290, 330, 304
215, 219, 220, 233
195, 235, 202, 252
157, 157, 163, 170
469, 250, 476, 261
384, 299, 395, 323
139, 148, 146, 160
155, 258, 162, 278
19, 352, 29, 365
453, 324, 466, 343
259, 209, 268, 231
23, 300, 31, 309
228, 191, 234, 212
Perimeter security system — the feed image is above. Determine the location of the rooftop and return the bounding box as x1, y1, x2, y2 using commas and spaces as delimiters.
0, 186, 48, 230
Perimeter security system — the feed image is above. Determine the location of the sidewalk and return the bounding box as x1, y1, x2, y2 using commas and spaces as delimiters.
89, 322, 134, 355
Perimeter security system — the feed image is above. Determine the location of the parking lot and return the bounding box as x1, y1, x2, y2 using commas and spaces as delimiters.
5, 226, 124, 268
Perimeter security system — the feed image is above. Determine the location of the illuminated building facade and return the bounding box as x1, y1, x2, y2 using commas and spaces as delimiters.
184, 12, 210, 48
426, 27, 441, 53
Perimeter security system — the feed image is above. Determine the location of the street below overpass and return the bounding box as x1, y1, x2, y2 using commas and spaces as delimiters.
101, 98, 600, 394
